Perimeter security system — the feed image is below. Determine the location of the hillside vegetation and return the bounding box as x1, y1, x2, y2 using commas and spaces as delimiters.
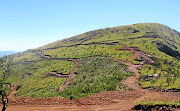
59, 57, 132, 99
0, 23, 180, 98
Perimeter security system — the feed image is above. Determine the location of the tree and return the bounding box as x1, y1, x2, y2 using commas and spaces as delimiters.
166, 77, 172, 86
172, 77, 176, 84
150, 79, 156, 85
0, 57, 12, 111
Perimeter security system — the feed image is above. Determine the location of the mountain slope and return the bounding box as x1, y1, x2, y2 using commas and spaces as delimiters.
0, 23, 180, 99
38, 23, 180, 50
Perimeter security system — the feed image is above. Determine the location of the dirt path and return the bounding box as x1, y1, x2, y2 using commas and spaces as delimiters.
36, 51, 79, 92
47, 72, 69, 77
8, 81, 20, 98
105, 47, 179, 110
57, 59, 78, 92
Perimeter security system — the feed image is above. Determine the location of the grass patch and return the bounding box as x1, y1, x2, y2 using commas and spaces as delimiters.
4, 59, 74, 97
136, 100, 180, 106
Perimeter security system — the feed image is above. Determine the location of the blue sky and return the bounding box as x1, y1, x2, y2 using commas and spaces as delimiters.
0, 0, 179, 51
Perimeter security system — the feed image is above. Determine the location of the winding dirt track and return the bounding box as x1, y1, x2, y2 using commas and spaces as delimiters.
36, 51, 79, 92
5, 45, 180, 111
57, 59, 78, 92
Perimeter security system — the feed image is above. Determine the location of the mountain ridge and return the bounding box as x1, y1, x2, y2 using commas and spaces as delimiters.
37, 23, 180, 51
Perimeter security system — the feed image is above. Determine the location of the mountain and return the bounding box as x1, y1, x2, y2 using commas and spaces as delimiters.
0, 23, 180, 100
0, 51, 18, 57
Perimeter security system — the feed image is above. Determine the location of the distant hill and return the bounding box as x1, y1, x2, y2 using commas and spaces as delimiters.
0, 23, 180, 99
0, 51, 18, 57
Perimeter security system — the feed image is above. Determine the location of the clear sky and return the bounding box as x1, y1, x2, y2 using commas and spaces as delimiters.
0, 0, 179, 51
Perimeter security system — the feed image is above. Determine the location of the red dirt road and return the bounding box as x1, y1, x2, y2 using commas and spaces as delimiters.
57, 59, 78, 92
